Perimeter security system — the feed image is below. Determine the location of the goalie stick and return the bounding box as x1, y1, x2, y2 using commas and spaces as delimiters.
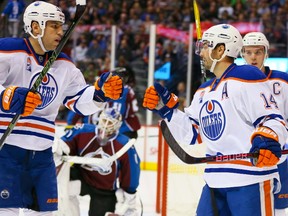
0, 0, 87, 149
160, 120, 288, 164
62, 138, 136, 165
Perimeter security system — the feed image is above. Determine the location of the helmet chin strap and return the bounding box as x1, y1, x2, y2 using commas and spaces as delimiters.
209, 49, 227, 73
37, 35, 48, 53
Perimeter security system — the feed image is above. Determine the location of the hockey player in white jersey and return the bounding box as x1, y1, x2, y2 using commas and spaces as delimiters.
0, 1, 123, 216
143, 24, 288, 216
241, 32, 288, 216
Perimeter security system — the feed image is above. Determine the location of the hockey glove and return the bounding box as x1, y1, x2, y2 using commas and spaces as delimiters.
94, 71, 123, 101
113, 188, 138, 216
143, 82, 179, 121
52, 137, 71, 167
249, 126, 281, 167
0, 86, 42, 116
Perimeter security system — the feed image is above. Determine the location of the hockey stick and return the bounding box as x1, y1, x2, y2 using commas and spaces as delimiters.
0, 0, 87, 149
62, 138, 136, 165
193, 0, 206, 83
160, 120, 288, 164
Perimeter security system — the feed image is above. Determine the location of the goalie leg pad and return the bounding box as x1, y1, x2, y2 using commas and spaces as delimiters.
68, 180, 81, 196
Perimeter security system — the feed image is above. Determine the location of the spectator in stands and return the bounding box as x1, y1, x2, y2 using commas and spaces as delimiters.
233, 1, 247, 21
71, 40, 89, 63
96, 1, 107, 18
1, 0, 25, 38
218, 0, 234, 20
202, 2, 219, 23
130, 1, 143, 17
273, 15, 286, 44
257, 1, 270, 16
68, 0, 77, 20
106, 2, 118, 21
116, 38, 133, 62
128, 11, 143, 33
86, 38, 105, 62
269, 0, 281, 17
248, 11, 260, 23
218, 10, 234, 24
131, 33, 146, 59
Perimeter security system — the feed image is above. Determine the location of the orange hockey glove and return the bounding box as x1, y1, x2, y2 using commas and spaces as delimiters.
143, 85, 160, 110
250, 127, 281, 167
94, 72, 123, 101
0, 86, 42, 116
143, 82, 178, 121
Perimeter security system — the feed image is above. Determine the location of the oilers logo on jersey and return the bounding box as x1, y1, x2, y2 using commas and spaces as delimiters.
199, 100, 225, 141
30, 72, 58, 109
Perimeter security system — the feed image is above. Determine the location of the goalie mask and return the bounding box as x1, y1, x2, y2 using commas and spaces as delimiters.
195, 24, 243, 72
97, 108, 122, 146
23, 1, 65, 52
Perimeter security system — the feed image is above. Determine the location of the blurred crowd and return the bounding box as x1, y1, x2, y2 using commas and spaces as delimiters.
1, 0, 288, 122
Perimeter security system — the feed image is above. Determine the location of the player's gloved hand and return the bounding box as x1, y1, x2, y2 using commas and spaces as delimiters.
249, 126, 281, 167
94, 71, 123, 102
0, 86, 42, 116
52, 136, 71, 167
143, 82, 179, 121
113, 188, 138, 216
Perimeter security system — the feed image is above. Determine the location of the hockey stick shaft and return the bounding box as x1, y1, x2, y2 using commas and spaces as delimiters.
160, 120, 288, 164
62, 138, 136, 165
0, 1, 86, 149
193, 0, 206, 83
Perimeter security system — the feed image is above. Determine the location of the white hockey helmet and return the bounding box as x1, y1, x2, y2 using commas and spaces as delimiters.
97, 108, 122, 146
200, 24, 243, 58
23, 1, 65, 38
242, 32, 269, 51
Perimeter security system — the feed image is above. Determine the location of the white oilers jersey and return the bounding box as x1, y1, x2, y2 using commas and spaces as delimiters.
265, 66, 288, 164
0, 38, 104, 151
265, 66, 288, 123
166, 63, 288, 188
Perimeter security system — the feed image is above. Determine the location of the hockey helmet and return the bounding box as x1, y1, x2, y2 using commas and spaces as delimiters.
196, 24, 243, 59
97, 108, 122, 146
242, 32, 269, 51
23, 1, 65, 39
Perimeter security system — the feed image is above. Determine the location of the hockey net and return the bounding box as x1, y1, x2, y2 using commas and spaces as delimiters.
156, 124, 206, 216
